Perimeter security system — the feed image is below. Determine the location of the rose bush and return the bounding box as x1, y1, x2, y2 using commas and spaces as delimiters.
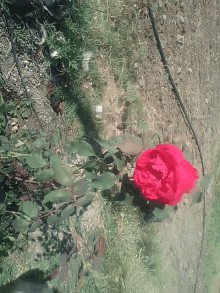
132, 143, 198, 205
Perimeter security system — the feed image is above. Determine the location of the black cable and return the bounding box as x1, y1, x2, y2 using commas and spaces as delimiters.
148, 6, 205, 177
2, 10, 44, 131
147, 5, 206, 293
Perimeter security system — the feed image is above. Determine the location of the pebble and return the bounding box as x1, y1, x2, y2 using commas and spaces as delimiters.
205, 99, 209, 104
12, 125, 18, 132
163, 15, 167, 22
188, 68, 192, 74
177, 67, 182, 74
158, 0, 163, 8
134, 63, 139, 69
177, 35, 184, 44
139, 79, 145, 87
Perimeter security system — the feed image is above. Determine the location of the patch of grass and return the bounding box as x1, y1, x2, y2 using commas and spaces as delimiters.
98, 195, 164, 293
88, 0, 146, 87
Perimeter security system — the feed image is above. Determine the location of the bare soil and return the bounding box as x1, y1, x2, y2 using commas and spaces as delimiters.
1, 1, 220, 292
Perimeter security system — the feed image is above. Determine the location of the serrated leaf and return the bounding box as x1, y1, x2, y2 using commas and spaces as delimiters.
69, 257, 78, 272
84, 169, 97, 180
90, 172, 116, 190
81, 159, 97, 169
33, 138, 49, 149
59, 264, 69, 284
34, 169, 53, 182
47, 214, 60, 225
152, 133, 160, 144
108, 136, 124, 146
26, 155, 47, 169
117, 138, 143, 155
29, 219, 42, 232
22, 201, 39, 219
96, 139, 113, 150
73, 178, 89, 196
51, 159, 74, 186
76, 194, 93, 207
200, 174, 212, 188
60, 253, 68, 265
44, 189, 71, 203
69, 140, 95, 156
153, 208, 169, 222
12, 217, 29, 233
113, 157, 124, 171
59, 204, 76, 223
49, 134, 59, 145
191, 191, 204, 205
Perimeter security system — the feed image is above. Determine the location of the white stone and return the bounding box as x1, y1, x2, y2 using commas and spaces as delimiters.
177, 35, 184, 44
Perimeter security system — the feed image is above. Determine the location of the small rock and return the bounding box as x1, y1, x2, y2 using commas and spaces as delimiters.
12, 125, 18, 132
177, 67, 182, 74
11, 121, 17, 126
23, 60, 29, 65
95, 105, 103, 120
163, 15, 167, 22
139, 79, 145, 88
188, 68, 192, 74
134, 63, 139, 69
158, 0, 163, 8
177, 35, 184, 44
205, 99, 209, 104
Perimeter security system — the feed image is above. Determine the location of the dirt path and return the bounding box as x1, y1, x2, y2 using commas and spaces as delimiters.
132, 1, 220, 292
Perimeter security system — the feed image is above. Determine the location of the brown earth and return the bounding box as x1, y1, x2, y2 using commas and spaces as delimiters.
1, 1, 220, 292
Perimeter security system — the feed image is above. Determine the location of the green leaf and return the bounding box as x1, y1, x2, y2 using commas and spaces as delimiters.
183, 150, 193, 161
153, 208, 169, 222
49, 134, 59, 145
33, 138, 49, 149
44, 189, 71, 203
113, 156, 124, 171
152, 133, 160, 144
0, 135, 8, 144
90, 172, 116, 190
81, 159, 97, 169
34, 169, 53, 182
28, 219, 42, 232
69, 140, 95, 156
47, 214, 60, 225
108, 136, 124, 146
59, 264, 69, 284
69, 257, 78, 272
12, 217, 29, 233
76, 194, 93, 207
95, 139, 113, 151
59, 204, 76, 223
73, 178, 89, 196
84, 170, 97, 180
52, 161, 75, 186
60, 253, 68, 265
191, 191, 204, 205
22, 201, 39, 218
26, 155, 47, 169
200, 174, 212, 188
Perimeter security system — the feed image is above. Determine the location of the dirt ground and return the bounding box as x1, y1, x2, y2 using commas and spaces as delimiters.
1, 0, 220, 292
101, 1, 220, 292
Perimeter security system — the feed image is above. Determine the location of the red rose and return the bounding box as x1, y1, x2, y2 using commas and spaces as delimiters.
132, 144, 198, 205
